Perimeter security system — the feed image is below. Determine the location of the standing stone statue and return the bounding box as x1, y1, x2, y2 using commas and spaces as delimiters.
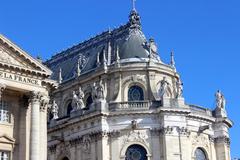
96, 80, 105, 100
51, 100, 59, 120
71, 87, 85, 112
78, 86, 85, 109
176, 79, 183, 98
159, 77, 169, 98
92, 82, 98, 102
215, 90, 226, 110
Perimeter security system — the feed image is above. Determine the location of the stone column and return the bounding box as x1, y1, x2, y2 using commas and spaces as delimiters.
30, 91, 41, 160
40, 95, 49, 160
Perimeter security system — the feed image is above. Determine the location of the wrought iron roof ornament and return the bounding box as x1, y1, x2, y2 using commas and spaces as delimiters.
170, 51, 176, 70
129, 0, 141, 29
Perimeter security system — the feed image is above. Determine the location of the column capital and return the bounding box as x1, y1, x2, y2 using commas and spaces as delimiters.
40, 95, 50, 112
29, 91, 42, 103
0, 83, 6, 100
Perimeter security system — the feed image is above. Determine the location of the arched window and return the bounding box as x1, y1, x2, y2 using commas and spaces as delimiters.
62, 157, 69, 160
85, 95, 93, 109
125, 144, 147, 160
128, 86, 144, 101
195, 148, 207, 160
67, 102, 73, 115
0, 101, 10, 123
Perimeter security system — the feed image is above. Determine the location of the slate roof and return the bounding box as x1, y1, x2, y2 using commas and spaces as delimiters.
45, 10, 160, 82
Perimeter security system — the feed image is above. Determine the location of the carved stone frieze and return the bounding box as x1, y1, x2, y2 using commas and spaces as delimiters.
82, 134, 91, 153
192, 135, 209, 149
122, 130, 148, 148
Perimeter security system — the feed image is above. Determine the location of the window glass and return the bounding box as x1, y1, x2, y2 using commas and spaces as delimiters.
0, 151, 9, 160
125, 144, 147, 160
195, 148, 207, 160
85, 95, 93, 109
0, 101, 9, 123
128, 86, 144, 101
67, 102, 73, 115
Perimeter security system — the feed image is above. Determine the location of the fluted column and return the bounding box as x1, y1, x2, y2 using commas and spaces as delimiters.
40, 95, 49, 160
30, 91, 41, 160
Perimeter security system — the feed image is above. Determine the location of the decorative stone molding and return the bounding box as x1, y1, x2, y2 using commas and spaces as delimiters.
108, 130, 121, 138
160, 126, 174, 135
150, 128, 161, 136
48, 145, 57, 154
192, 135, 209, 149
177, 127, 190, 136
122, 130, 148, 148
214, 136, 230, 146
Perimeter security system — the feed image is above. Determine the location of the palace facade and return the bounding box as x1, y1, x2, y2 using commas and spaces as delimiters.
0, 5, 233, 160
45, 7, 232, 160
0, 35, 55, 160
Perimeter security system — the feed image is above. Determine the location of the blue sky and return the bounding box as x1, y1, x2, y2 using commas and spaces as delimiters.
1, 0, 239, 158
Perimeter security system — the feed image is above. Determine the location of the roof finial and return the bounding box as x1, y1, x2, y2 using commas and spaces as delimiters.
76, 58, 81, 77
97, 52, 101, 67
132, 0, 136, 11
58, 68, 62, 83
170, 51, 176, 70
116, 45, 120, 67
103, 49, 107, 70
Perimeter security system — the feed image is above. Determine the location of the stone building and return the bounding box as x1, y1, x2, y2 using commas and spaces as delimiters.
44, 6, 233, 160
0, 34, 55, 160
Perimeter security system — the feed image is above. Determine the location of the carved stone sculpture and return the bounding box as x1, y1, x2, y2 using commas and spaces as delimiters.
71, 87, 85, 112
215, 90, 226, 110
158, 77, 169, 99
51, 100, 59, 120
176, 79, 183, 98
96, 80, 105, 100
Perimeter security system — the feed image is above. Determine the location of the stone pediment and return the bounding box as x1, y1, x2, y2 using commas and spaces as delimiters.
0, 135, 15, 144
0, 34, 52, 76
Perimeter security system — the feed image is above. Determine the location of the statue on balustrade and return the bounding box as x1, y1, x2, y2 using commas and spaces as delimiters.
215, 90, 226, 110
159, 77, 170, 99
176, 79, 183, 98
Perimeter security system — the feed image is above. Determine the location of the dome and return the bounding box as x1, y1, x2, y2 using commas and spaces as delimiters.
119, 29, 149, 60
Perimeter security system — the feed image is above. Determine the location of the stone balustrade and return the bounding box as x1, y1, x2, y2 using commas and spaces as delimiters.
109, 101, 160, 111
189, 104, 213, 116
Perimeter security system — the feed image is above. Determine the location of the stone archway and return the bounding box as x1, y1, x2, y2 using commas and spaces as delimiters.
62, 157, 69, 160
